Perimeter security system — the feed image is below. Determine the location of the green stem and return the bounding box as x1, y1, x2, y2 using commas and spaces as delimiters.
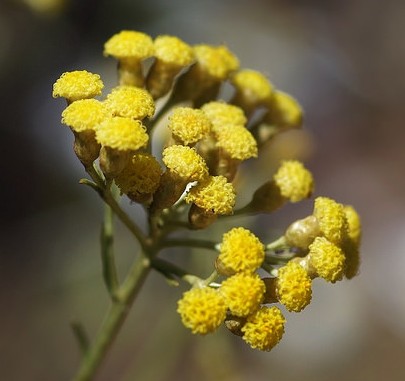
71, 321, 90, 355
100, 203, 119, 296
84, 164, 148, 249
160, 238, 217, 251
72, 253, 151, 381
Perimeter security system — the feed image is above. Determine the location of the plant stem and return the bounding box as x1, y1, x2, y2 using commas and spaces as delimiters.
72, 253, 151, 381
100, 203, 119, 296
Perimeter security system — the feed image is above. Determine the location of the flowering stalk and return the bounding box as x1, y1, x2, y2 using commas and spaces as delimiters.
52, 29, 362, 380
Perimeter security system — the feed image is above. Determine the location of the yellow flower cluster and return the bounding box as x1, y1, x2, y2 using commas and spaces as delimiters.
53, 29, 362, 357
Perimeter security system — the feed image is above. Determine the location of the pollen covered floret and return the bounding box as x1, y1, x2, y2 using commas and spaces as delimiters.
154, 35, 194, 66
201, 101, 247, 132
308, 236, 346, 283
343, 205, 362, 245
266, 90, 303, 129
276, 261, 312, 312
273, 160, 314, 203
61, 99, 110, 132
52, 70, 104, 102
168, 107, 212, 145
193, 44, 240, 80
313, 197, 348, 245
215, 125, 258, 160
220, 272, 265, 317
162, 145, 208, 181
231, 69, 273, 104
95, 117, 148, 151
177, 287, 227, 335
241, 306, 285, 351
114, 153, 162, 197
185, 175, 236, 215
104, 86, 155, 120
342, 205, 362, 279
218, 227, 265, 274
104, 30, 154, 59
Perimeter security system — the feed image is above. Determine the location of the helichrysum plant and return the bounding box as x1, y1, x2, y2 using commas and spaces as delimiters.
53, 30, 362, 381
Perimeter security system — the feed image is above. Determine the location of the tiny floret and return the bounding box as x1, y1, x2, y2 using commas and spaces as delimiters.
241, 306, 285, 351
220, 272, 265, 317
201, 101, 247, 132
52, 70, 104, 102
104, 86, 155, 120
114, 153, 162, 197
218, 227, 265, 274
154, 35, 194, 66
313, 197, 347, 245
267, 90, 303, 128
273, 160, 314, 202
168, 107, 212, 145
61, 99, 110, 132
185, 175, 236, 215
104, 30, 154, 59
308, 237, 346, 283
193, 44, 239, 80
343, 205, 362, 245
95, 117, 148, 151
276, 261, 312, 312
215, 125, 258, 160
177, 287, 227, 335
231, 69, 273, 103
162, 145, 208, 181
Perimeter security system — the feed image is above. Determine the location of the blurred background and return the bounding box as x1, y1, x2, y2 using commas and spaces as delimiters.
1, 0, 405, 380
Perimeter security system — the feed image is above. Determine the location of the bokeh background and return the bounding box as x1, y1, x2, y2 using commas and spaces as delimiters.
1, 0, 405, 380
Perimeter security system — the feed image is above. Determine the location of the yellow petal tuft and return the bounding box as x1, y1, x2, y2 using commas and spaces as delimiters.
104, 30, 154, 59
308, 236, 346, 283
104, 86, 155, 120
52, 70, 104, 101
168, 107, 212, 145
177, 287, 227, 335
273, 160, 314, 202
218, 227, 265, 274
185, 175, 236, 215
241, 306, 285, 351
154, 35, 194, 66
61, 99, 110, 132
276, 261, 312, 312
162, 145, 208, 181
95, 117, 148, 151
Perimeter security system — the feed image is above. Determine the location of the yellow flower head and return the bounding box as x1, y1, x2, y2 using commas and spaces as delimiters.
276, 261, 312, 312
95, 117, 148, 151
231, 69, 273, 103
52, 70, 104, 102
154, 35, 194, 66
308, 237, 346, 283
104, 86, 155, 120
343, 205, 362, 245
342, 205, 361, 279
177, 287, 227, 335
201, 101, 247, 133
185, 175, 236, 215
104, 30, 154, 59
267, 90, 303, 128
162, 145, 208, 181
313, 197, 347, 245
215, 125, 258, 160
114, 153, 162, 196
220, 272, 265, 317
193, 44, 239, 80
218, 227, 265, 274
168, 107, 212, 145
241, 306, 285, 351
273, 160, 314, 203
61, 99, 110, 132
